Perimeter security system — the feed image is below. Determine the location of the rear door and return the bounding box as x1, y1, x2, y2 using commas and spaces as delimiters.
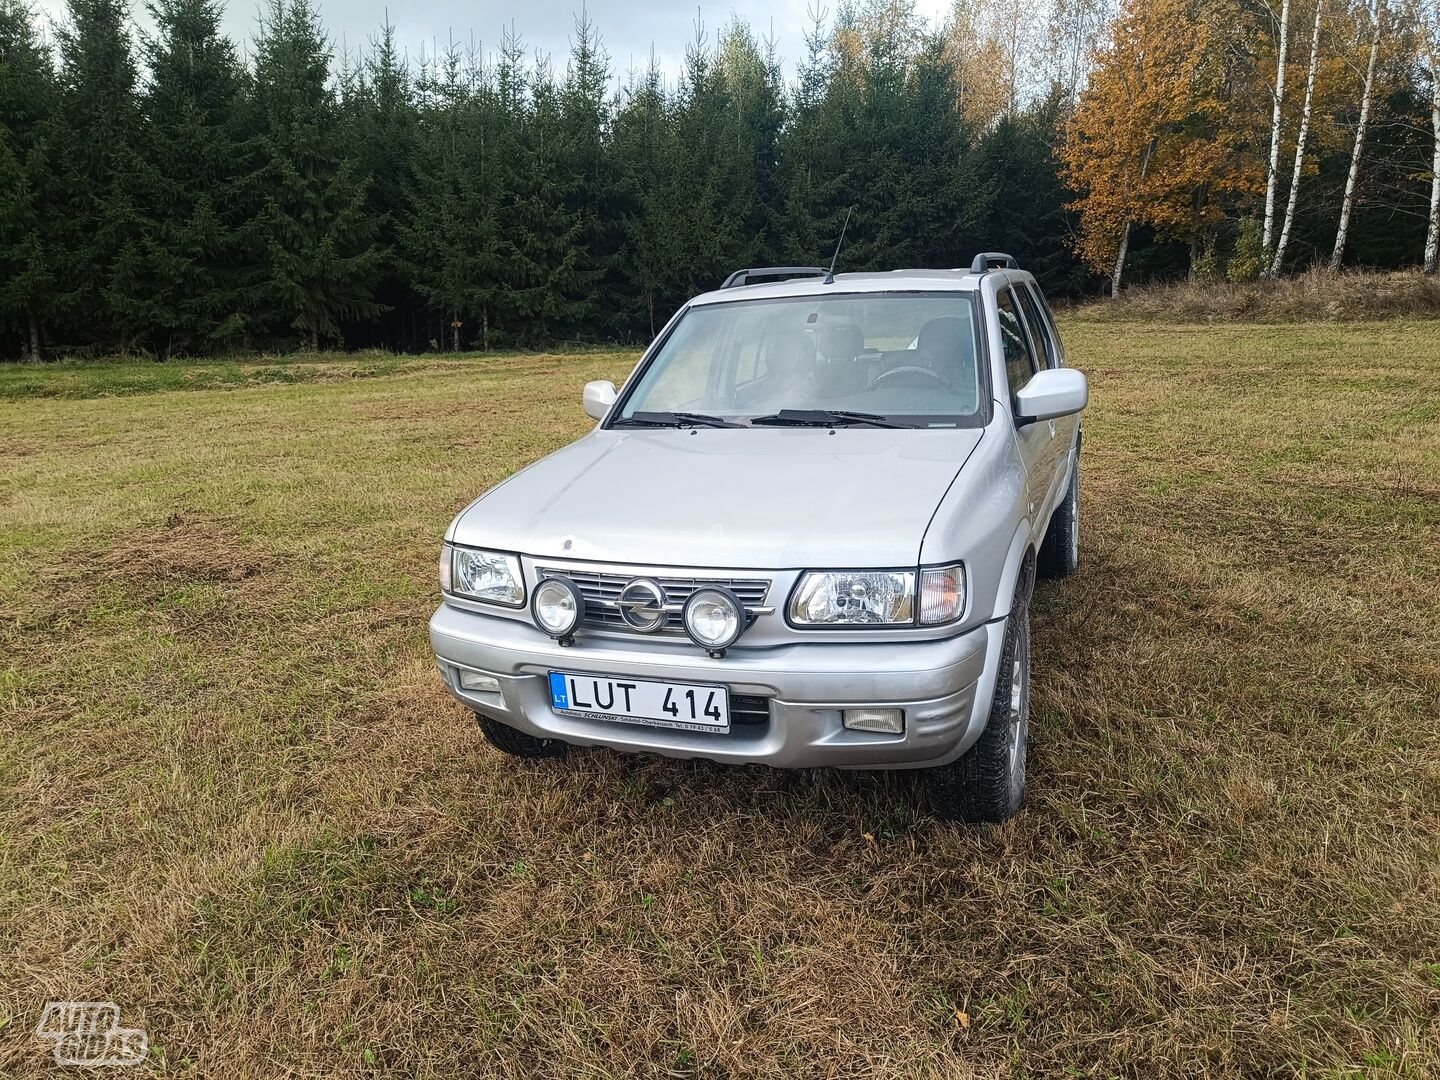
995, 286, 1049, 537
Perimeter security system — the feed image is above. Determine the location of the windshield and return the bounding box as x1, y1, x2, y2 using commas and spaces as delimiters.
615, 292, 986, 428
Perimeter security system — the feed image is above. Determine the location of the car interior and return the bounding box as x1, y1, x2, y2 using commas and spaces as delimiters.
730, 313, 982, 416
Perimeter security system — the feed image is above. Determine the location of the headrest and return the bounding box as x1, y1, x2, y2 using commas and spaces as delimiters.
815, 322, 865, 359
916, 317, 970, 357
768, 331, 815, 378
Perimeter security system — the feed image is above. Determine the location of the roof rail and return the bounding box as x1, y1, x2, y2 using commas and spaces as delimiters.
721, 266, 828, 289
969, 252, 1018, 273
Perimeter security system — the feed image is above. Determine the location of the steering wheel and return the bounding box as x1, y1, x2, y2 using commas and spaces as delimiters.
871, 365, 951, 390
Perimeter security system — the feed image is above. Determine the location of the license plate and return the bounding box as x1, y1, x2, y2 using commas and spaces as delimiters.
548, 671, 730, 733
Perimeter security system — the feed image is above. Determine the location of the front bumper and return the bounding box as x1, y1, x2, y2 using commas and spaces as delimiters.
428, 603, 1006, 770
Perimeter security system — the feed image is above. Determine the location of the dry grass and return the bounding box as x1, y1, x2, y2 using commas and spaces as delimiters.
1, 325, 1438, 1078
1073, 269, 1440, 324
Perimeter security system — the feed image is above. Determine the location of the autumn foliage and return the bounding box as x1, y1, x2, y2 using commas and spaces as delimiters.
1061, 0, 1266, 278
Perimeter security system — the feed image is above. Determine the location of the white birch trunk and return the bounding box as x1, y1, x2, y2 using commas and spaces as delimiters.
1111, 223, 1131, 298
1426, 80, 1440, 273
1271, 0, 1324, 276
1264, 0, 1292, 254
1111, 139, 1157, 298
1331, 0, 1384, 271
1423, 6, 1440, 273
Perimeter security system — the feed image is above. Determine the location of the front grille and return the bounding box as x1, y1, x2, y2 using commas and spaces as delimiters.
729, 694, 771, 726
536, 566, 772, 635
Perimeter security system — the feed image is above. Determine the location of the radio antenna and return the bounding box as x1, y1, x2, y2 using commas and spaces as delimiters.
823, 207, 853, 284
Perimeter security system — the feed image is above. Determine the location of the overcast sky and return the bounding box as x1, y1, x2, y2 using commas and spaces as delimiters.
33, 0, 953, 86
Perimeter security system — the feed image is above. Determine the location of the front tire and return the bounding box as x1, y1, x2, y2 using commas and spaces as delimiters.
923, 598, 1030, 823
1037, 456, 1079, 580
475, 713, 567, 759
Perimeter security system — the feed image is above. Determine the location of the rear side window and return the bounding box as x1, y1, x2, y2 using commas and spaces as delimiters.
1015, 284, 1056, 368
996, 289, 1037, 396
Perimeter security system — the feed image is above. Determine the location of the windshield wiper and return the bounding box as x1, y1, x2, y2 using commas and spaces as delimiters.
749, 409, 915, 429
614, 411, 741, 428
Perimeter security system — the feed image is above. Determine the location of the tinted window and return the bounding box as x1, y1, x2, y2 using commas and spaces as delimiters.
996, 289, 1037, 396
1016, 284, 1056, 368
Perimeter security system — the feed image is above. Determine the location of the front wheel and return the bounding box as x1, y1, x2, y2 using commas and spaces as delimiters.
922, 599, 1030, 823
1037, 456, 1079, 580
475, 713, 567, 759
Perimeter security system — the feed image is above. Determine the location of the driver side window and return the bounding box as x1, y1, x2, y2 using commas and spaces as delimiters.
996, 289, 1037, 398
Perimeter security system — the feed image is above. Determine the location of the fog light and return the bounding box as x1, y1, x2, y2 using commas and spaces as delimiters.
843, 708, 904, 734
458, 671, 501, 693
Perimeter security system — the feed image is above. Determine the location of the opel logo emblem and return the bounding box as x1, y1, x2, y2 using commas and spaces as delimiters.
617, 578, 667, 632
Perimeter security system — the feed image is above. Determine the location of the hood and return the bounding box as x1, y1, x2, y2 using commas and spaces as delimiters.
451, 427, 985, 568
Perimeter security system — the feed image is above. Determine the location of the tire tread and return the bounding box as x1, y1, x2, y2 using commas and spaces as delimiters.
475, 713, 567, 759
924, 601, 1029, 823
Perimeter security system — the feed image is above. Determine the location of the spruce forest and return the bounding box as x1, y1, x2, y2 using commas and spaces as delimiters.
2, 0, 1439, 360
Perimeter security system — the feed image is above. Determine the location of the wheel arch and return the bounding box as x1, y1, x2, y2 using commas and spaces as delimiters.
989, 522, 1036, 621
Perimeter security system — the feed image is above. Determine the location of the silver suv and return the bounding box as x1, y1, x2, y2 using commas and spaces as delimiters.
429, 255, 1087, 821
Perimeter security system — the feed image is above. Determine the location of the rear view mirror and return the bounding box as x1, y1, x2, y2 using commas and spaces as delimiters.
583, 380, 617, 421
1014, 368, 1087, 424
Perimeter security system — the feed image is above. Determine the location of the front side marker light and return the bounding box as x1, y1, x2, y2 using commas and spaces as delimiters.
531, 576, 586, 644
919, 564, 966, 625
843, 708, 905, 734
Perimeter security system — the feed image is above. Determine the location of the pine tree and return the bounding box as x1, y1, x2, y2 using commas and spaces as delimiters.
53, 0, 147, 350
398, 44, 504, 350
345, 17, 417, 348
718, 20, 787, 267
613, 55, 689, 336
559, 10, 617, 336
250, 0, 382, 349
665, 18, 776, 294
779, 6, 844, 265
0, 0, 58, 360
494, 35, 593, 342
134, 0, 252, 356
969, 94, 1078, 290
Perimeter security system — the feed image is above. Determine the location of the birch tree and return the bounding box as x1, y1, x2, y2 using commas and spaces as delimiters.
1062, 0, 1262, 294
1330, 0, 1386, 269
1419, 0, 1440, 273
1270, 0, 1325, 274
1263, 0, 1292, 253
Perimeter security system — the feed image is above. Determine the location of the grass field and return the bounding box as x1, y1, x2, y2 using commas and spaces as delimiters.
2, 322, 1438, 1078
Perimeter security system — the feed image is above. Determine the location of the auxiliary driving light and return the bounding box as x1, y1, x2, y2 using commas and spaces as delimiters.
842, 708, 905, 734
531, 576, 586, 644
682, 586, 745, 655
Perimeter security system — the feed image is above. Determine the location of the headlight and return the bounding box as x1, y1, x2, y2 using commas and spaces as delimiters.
787, 564, 965, 626
446, 546, 524, 607
788, 571, 916, 625
531, 576, 585, 640
682, 586, 745, 652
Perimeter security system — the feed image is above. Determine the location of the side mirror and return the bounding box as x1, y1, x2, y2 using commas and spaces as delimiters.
1014, 368, 1087, 424
583, 380, 617, 421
